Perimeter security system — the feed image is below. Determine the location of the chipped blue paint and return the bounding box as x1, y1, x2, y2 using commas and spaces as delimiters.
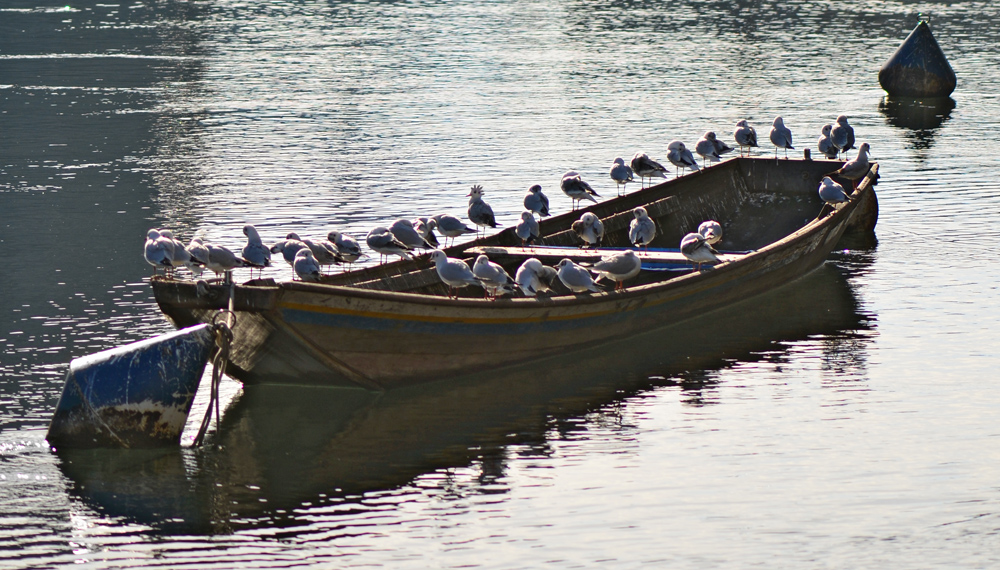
47, 324, 216, 448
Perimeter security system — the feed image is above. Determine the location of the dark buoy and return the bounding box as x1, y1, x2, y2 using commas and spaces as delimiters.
879, 20, 956, 98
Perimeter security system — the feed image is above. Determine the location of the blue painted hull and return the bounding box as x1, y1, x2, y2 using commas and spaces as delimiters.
47, 324, 216, 448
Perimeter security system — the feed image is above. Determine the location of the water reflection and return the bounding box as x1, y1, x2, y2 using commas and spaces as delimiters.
878, 95, 955, 158
56, 259, 876, 535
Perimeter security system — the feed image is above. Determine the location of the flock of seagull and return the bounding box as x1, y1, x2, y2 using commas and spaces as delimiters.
144, 116, 872, 299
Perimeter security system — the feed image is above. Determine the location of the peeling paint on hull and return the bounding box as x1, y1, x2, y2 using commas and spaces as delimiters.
47, 324, 215, 448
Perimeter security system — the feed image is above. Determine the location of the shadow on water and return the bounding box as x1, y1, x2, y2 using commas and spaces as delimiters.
55, 251, 878, 535
878, 95, 955, 159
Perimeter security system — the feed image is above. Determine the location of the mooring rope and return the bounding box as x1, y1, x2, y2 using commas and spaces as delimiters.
192, 310, 234, 447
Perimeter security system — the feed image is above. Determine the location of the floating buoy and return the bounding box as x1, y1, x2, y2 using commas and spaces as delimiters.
879, 20, 956, 98
47, 324, 219, 449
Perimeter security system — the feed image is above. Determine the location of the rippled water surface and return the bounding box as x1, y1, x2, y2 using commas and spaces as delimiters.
2, 0, 1000, 568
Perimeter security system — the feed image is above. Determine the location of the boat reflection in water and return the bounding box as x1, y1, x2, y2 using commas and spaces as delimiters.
56, 259, 876, 535
878, 95, 955, 156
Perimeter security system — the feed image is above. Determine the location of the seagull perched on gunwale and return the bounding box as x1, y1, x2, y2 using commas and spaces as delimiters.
769, 116, 794, 159
523, 184, 550, 218
560, 171, 600, 210
818, 176, 851, 206
667, 141, 699, 176
629, 207, 656, 252
556, 258, 602, 293
734, 119, 759, 156
515, 258, 555, 297
830, 115, 856, 159
467, 185, 497, 237
473, 254, 514, 299
572, 211, 604, 249
630, 152, 668, 189
293, 248, 322, 282
680, 232, 720, 271
609, 157, 635, 196
827, 142, 871, 189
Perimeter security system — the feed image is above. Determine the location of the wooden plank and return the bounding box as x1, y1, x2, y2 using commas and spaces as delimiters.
466, 245, 745, 264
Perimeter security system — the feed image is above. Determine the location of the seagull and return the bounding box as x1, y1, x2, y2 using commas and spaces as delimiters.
186, 237, 210, 277
734, 119, 759, 156
769, 116, 794, 159
694, 132, 727, 167
515, 258, 555, 297
697, 220, 723, 245
473, 254, 514, 299
560, 171, 600, 210
710, 131, 735, 157
818, 124, 839, 159
609, 157, 635, 196
366, 226, 413, 262
523, 184, 550, 218
412, 217, 440, 249
293, 248, 322, 282
429, 250, 483, 298
830, 115, 856, 159
158, 229, 196, 276
629, 206, 656, 252
327, 230, 362, 265
515, 210, 540, 245
592, 249, 642, 292
270, 233, 308, 266
667, 140, 699, 176
301, 236, 343, 269
556, 258, 602, 293
818, 176, 851, 206
432, 213, 477, 247
467, 185, 497, 237
571, 211, 604, 248
144, 229, 174, 275
630, 152, 668, 188
827, 142, 871, 189
390, 218, 435, 250
205, 242, 256, 282
680, 232, 720, 271
241, 225, 272, 278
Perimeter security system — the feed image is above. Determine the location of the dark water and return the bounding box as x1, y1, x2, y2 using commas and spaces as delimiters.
2, 0, 1000, 568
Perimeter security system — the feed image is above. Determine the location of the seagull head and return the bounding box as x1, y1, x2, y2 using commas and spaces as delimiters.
612, 157, 625, 166
467, 184, 485, 198
773, 116, 785, 127
528, 184, 542, 194
430, 249, 447, 264
147, 229, 160, 240
836, 114, 850, 125
736, 119, 749, 127
821, 124, 832, 135
632, 206, 648, 220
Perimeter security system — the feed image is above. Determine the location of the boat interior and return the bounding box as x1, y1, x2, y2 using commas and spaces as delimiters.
245, 158, 862, 299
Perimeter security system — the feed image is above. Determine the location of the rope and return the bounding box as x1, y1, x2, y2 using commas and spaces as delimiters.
192, 312, 234, 447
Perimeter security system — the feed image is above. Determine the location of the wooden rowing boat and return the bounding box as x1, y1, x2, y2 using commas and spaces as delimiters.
151, 157, 879, 390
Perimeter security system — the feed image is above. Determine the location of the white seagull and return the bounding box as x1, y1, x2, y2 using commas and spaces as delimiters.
694, 132, 728, 167
830, 115, 856, 159
560, 171, 600, 210
432, 213, 477, 247
630, 152, 668, 188
515, 258, 556, 297
467, 185, 497, 237
818, 124, 839, 159
734, 119, 759, 156
241, 225, 272, 277
680, 232, 720, 271
523, 184, 550, 218
144, 229, 174, 275
592, 249, 642, 291
205, 242, 255, 282
270, 233, 308, 266
667, 140, 699, 176
366, 226, 413, 262
515, 210, 540, 245
818, 176, 851, 205
609, 157, 635, 196
769, 116, 794, 159
429, 250, 483, 298
472, 254, 514, 299
827, 142, 871, 189
293, 248, 322, 282
556, 258, 602, 293
186, 237, 210, 277
390, 218, 435, 250
327, 230, 363, 264
629, 207, 656, 251
412, 217, 440, 249
697, 220, 723, 245
572, 211, 605, 248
